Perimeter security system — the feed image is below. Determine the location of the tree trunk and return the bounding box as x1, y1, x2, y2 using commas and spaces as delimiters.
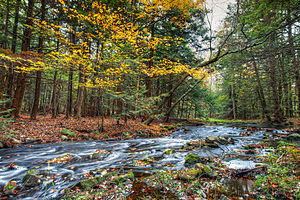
287, 8, 299, 116
11, 0, 21, 53
74, 70, 84, 118
31, 0, 46, 120
2, 0, 10, 49
66, 31, 76, 119
51, 71, 58, 118
164, 74, 173, 122
12, 0, 35, 118
66, 69, 73, 118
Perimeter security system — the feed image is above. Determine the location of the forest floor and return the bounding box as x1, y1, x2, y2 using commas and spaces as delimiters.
1, 115, 299, 148
0, 115, 179, 148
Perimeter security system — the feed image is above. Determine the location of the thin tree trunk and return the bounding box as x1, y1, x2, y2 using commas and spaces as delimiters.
66, 31, 75, 119
164, 74, 173, 122
51, 71, 58, 118
31, 0, 46, 120
66, 69, 73, 118
74, 69, 84, 118
231, 83, 236, 120
287, 8, 299, 116
2, 0, 10, 49
11, 0, 21, 53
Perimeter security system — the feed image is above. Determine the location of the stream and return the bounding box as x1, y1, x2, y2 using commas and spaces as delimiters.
0, 125, 289, 199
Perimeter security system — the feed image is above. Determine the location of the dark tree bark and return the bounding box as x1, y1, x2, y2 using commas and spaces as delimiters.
164, 74, 173, 122
74, 69, 84, 118
2, 0, 10, 49
31, 0, 46, 120
12, 0, 35, 118
11, 0, 21, 53
51, 71, 58, 118
251, 57, 271, 121
287, 8, 299, 116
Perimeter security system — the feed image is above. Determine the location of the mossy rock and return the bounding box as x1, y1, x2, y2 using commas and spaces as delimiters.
178, 169, 202, 181
107, 172, 134, 186
195, 163, 212, 174
22, 169, 42, 187
184, 153, 201, 166
75, 178, 99, 190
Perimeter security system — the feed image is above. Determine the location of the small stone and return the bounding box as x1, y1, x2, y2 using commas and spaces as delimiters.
11, 138, 21, 144
61, 135, 69, 141
23, 169, 42, 187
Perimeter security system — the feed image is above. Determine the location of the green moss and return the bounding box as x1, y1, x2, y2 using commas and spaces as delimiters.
184, 153, 201, 166
195, 163, 212, 174
76, 178, 99, 190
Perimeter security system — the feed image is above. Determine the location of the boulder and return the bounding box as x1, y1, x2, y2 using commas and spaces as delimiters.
178, 169, 202, 181
184, 153, 201, 166
74, 177, 99, 190
3, 180, 18, 195
205, 136, 218, 143
195, 163, 212, 174
23, 169, 42, 187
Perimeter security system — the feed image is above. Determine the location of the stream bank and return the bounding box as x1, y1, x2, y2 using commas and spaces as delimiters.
0, 124, 299, 199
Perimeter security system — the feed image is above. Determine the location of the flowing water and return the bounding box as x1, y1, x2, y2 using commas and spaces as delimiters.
0, 125, 289, 199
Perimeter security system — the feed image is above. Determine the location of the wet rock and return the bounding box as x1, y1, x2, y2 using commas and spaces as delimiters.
163, 148, 175, 155
185, 140, 203, 149
205, 136, 218, 143
80, 134, 90, 140
205, 136, 229, 147
11, 138, 21, 144
184, 153, 201, 166
287, 133, 300, 141
23, 169, 42, 187
61, 135, 68, 141
255, 163, 268, 168
3, 180, 18, 195
90, 149, 109, 160
245, 149, 256, 154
